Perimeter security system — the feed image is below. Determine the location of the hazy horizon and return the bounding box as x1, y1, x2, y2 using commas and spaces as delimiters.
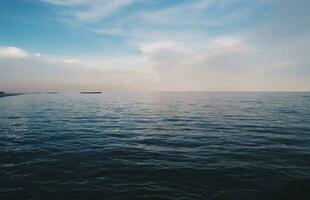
1, 0, 310, 92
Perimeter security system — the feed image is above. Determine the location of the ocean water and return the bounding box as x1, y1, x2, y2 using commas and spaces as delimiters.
0, 92, 310, 200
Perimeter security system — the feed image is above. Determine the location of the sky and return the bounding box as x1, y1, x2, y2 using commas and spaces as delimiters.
0, 0, 309, 92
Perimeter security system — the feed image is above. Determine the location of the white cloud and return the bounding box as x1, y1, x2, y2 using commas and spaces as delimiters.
0, 46, 29, 59
34, 52, 42, 57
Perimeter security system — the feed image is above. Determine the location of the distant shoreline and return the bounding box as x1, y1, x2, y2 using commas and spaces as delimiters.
0, 93, 23, 98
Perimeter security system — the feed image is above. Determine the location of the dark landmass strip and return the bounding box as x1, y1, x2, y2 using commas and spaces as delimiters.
46, 92, 58, 94
0, 92, 23, 98
81, 92, 102, 94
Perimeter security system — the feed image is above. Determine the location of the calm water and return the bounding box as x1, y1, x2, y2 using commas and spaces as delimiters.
0, 92, 310, 200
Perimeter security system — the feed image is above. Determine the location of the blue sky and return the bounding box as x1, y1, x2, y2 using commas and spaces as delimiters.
0, 0, 309, 91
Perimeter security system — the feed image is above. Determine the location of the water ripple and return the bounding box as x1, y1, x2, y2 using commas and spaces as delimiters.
1, 92, 310, 199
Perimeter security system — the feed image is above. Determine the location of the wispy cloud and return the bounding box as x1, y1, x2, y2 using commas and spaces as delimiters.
41, 0, 92, 6
1, 0, 310, 91
42, 0, 135, 21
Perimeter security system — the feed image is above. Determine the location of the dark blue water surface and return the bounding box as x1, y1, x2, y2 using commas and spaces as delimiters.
1, 92, 310, 200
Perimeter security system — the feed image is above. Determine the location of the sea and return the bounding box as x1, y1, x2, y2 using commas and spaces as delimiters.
0, 92, 309, 200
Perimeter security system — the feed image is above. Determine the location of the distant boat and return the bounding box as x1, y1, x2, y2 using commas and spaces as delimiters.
80, 92, 102, 94
46, 92, 58, 94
